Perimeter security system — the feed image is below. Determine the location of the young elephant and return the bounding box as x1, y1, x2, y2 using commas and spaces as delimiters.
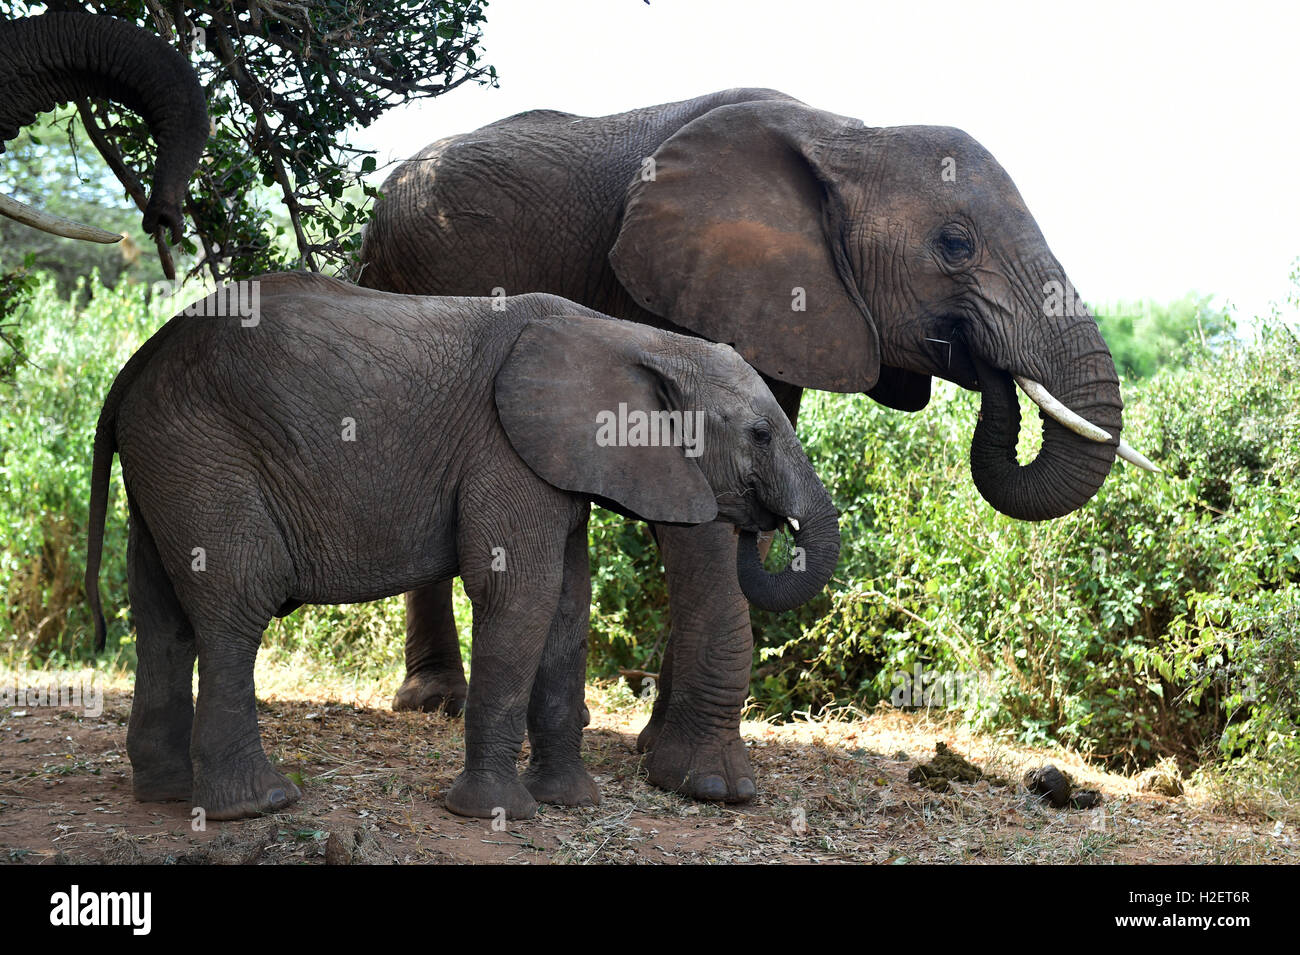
85, 272, 840, 821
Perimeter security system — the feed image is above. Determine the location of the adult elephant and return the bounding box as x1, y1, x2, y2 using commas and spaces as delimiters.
358, 88, 1155, 803
0, 11, 207, 246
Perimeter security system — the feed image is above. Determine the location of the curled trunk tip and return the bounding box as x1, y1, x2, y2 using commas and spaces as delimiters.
970, 354, 1122, 521
736, 510, 840, 613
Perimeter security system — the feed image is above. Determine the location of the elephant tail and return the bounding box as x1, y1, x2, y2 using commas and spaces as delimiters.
85, 406, 116, 653
83, 310, 190, 653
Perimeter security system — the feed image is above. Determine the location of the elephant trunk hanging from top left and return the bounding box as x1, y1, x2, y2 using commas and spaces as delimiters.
0, 11, 208, 246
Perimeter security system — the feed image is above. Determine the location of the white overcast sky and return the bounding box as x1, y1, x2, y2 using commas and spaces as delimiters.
356, 0, 1300, 324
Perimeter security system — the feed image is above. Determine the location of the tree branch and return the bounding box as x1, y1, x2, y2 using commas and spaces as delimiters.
75, 98, 176, 280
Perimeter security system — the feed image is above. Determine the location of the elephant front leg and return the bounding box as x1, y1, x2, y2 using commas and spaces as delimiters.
446, 571, 563, 820
638, 377, 799, 803
392, 581, 468, 715
638, 520, 757, 803
522, 517, 600, 808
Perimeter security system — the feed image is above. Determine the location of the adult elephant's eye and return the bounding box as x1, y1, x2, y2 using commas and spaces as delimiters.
936, 227, 975, 265
751, 424, 772, 447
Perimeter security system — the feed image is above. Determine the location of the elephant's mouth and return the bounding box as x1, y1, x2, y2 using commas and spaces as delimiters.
920, 315, 980, 390
718, 487, 784, 533
745, 492, 785, 533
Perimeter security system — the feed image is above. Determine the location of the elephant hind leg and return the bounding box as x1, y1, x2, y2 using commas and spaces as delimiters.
393, 580, 468, 715
174, 514, 300, 821
188, 615, 300, 821
125, 502, 198, 803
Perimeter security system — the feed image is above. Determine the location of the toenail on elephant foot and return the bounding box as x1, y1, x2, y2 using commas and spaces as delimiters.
392, 670, 467, 715
642, 734, 756, 804
194, 765, 301, 821
446, 771, 538, 820
521, 763, 601, 807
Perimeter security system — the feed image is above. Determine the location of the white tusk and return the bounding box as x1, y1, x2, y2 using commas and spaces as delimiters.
1014, 376, 1112, 443
0, 193, 122, 244
1012, 376, 1161, 473
787, 517, 800, 532
1117, 440, 1162, 472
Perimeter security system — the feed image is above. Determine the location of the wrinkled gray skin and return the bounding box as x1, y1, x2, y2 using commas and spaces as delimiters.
359, 89, 1126, 804
84, 273, 840, 821
0, 12, 208, 244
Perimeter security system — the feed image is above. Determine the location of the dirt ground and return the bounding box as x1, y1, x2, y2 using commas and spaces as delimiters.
1, 676, 1295, 865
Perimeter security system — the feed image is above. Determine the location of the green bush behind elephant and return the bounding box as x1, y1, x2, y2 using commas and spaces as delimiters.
4, 273, 1289, 779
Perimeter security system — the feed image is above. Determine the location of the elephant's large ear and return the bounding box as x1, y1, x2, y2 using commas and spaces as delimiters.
610, 100, 880, 394
495, 316, 719, 525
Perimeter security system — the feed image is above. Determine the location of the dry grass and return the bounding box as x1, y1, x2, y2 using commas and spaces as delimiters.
0, 661, 1295, 865
3, 514, 84, 659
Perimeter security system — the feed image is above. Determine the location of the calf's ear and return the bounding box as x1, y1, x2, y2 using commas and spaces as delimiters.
494, 316, 719, 525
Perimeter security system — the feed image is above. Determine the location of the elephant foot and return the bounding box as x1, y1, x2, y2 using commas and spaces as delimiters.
193, 762, 301, 821
521, 762, 601, 807
635, 658, 673, 752
127, 715, 194, 802
131, 767, 193, 803
641, 725, 756, 803
636, 712, 663, 754
392, 669, 467, 716
446, 771, 538, 820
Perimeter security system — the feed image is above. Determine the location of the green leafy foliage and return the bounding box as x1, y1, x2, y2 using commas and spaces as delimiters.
2, 0, 497, 281
586, 514, 669, 675
1, 272, 157, 662
1094, 294, 1235, 379
0, 263, 38, 380
0, 112, 173, 298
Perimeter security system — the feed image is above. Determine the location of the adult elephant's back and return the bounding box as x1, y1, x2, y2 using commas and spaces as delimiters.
357, 87, 797, 325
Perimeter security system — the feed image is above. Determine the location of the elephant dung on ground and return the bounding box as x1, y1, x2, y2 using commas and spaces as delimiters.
358, 88, 1157, 804
84, 273, 840, 820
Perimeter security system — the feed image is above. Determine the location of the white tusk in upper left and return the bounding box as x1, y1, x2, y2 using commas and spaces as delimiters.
787, 517, 800, 532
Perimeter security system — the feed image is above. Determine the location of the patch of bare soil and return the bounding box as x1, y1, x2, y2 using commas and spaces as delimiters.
1, 684, 1295, 865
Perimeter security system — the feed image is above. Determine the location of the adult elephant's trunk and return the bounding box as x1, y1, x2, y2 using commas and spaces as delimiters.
0, 12, 208, 243
736, 494, 840, 613
968, 325, 1124, 520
